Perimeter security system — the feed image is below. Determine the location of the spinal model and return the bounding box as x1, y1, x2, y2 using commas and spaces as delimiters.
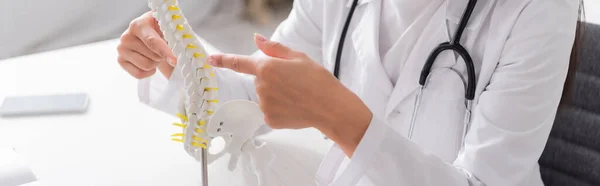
148, 0, 274, 185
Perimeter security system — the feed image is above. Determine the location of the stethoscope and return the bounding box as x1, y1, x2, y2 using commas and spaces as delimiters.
334, 0, 478, 144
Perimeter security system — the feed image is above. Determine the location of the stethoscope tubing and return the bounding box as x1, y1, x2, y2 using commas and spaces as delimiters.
334, 0, 479, 143
419, 0, 478, 101
333, 0, 361, 79
334, 0, 477, 100
420, 41, 476, 100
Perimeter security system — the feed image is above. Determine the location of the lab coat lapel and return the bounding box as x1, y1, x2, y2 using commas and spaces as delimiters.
349, 0, 392, 119
384, 0, 450, 116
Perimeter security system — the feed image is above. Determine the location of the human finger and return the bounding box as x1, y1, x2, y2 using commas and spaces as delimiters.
118, 57, 157, 79
208, 54, 258, 75
157, 60, 175, 78
120, 32, 164, 62
130, 14, 176, 65
117, 46, 159, 71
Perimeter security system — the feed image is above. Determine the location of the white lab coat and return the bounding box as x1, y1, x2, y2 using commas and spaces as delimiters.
138, 0, 580, 185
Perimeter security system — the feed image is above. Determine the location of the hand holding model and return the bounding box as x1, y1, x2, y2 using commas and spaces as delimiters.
117, 11, 177, 79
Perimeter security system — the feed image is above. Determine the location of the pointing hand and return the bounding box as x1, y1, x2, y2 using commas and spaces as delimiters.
208, 34, 373, 156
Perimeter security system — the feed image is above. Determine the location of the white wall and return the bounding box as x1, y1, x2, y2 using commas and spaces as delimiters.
585, 0, 600, 24
0, 0, 597, 60
0, 0, 222, 60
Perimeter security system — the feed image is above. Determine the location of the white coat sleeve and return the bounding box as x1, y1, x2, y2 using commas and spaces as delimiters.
137, 0, 323, 116
332, 0, 580, 185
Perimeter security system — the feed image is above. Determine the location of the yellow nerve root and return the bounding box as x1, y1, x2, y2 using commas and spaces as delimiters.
173, 123, 187, 128
192, 142, 207, 148
193, 53, 205, 58
176, 24, 184, 31
176, 113, 188, 121
198, 120, 206, 126
186, 44, 198, 49
168, 5, 179, 11
172, 138, 207, 148
193, 136, 208, 142
204, 87, 218, 91
172, 15, 182, 20
182, 34, 194, 39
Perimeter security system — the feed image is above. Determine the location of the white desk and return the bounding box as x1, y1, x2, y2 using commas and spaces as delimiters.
0, 39, 333, 186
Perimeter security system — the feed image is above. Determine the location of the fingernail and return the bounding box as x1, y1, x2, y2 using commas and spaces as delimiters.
207, 56, 216, 66
255, 33, 268, 43
167, 58, 175, 66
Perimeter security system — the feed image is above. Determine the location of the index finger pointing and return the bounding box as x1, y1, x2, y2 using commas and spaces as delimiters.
208, 54, 258, 75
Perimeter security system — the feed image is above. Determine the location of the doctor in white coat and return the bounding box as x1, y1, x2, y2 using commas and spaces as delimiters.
116, 0, 582, 185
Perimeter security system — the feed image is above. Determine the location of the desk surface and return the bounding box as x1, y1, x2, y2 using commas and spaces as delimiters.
0, 39, 332, 186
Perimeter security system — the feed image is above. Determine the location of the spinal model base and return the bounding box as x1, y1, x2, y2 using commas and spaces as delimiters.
147, 0, 274, 185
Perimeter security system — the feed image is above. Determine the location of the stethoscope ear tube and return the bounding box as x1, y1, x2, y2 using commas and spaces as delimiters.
334, 0, 480, 143
411, 0, 478, 143
333, 0, 361, 79
419, 0, 478, 101
418, 43, 476, 100
451, 0, 479, 45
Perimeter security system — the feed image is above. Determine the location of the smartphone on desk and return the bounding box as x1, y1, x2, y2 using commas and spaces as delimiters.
0, 93, 89, 117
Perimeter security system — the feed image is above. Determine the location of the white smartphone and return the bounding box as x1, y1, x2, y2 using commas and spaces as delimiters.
0, 93, 89, 117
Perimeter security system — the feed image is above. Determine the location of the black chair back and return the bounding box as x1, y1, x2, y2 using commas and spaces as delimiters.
539, 22, 600, 186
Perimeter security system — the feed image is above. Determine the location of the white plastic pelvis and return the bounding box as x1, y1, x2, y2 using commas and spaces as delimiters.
207, 100, 275, 185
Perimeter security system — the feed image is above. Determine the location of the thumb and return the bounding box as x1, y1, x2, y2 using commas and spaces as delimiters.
254, 33, 296, 59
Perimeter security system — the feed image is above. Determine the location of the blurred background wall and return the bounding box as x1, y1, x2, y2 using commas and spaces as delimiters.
0, 0, 292, 60
0, 0, 596, 60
